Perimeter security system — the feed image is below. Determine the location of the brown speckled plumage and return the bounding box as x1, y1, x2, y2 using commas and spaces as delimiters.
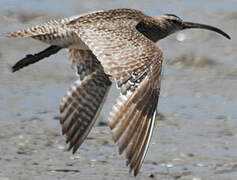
8, 8, 230, 176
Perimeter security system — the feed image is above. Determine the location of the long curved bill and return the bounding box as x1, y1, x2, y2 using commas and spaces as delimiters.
183, 21, 231, 39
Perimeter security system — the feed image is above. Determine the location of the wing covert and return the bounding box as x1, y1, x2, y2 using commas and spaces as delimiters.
66, 11, 163, 88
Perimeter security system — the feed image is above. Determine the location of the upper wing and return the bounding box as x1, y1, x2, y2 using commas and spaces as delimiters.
66, 11, 163, 175
67, 16, 162, 84
60, 49, 112, 153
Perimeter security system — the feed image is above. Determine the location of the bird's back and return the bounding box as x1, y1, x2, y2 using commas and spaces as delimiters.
7, 8, 149, 49
7, 9, 146, 38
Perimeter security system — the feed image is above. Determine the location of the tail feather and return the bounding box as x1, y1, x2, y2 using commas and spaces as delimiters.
7, 20, 61, 38
7, 29, 37, 38
12, 45, 62, 72
7, 15, 81, 38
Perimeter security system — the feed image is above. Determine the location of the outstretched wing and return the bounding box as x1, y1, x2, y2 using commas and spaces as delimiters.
66, 10, 163, 175
109, 71, 161, 176
60, 49, 112, 153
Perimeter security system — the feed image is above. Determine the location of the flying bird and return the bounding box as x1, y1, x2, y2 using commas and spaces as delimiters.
7, 8, 230, 176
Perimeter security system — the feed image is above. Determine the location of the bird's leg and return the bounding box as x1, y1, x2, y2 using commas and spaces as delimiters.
12, 45, 62, 72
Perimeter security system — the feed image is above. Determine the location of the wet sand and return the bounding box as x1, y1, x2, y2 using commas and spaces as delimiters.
0, 1, 237, 180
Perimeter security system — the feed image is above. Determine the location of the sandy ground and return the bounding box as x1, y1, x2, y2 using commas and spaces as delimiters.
0, 1, 237, 180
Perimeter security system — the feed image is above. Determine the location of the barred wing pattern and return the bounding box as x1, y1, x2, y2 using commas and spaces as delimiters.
67, 14, 163, 175
60, 49, 112, 153
109, 71, 161, 176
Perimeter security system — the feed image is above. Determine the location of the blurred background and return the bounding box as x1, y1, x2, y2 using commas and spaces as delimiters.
0, 0, 236, 180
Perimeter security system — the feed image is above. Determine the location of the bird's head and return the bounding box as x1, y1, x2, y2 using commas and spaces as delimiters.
154, 14, 231, 40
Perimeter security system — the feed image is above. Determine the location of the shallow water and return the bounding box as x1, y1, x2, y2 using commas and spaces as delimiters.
0, 1, 237, 180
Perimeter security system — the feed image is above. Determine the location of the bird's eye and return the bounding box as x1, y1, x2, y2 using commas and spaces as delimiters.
170, 19, 180, 24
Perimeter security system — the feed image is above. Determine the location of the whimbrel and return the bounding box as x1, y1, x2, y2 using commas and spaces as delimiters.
7, 8, 230, 176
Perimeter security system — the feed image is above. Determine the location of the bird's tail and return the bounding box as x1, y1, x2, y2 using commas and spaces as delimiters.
12, 45, 62, 72
7, 20, 60, 38
7, 29, 38, 38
